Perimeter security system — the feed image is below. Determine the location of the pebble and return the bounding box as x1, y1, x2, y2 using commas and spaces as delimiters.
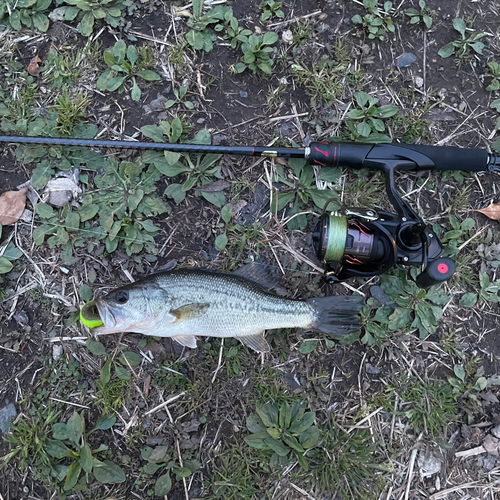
196, 118, 205, 124
0, 403, 17, 434
396, 52, 417, 68
491, 425, 500, 439
440, 88, 447, 95
415, 76, 424, 88
52, 344, 63, 362
239, 91, 248, 98
365, 363, 381, 375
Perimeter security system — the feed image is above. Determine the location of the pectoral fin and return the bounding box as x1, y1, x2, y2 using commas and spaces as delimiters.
238, 332, 270, 353
171, 303, 210, 323
172, 335, 198, 349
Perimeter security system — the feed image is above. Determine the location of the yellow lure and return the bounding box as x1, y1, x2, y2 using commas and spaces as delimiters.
80, 300, 103, 328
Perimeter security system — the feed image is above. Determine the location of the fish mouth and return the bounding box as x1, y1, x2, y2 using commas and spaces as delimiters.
90, 299, 118, 334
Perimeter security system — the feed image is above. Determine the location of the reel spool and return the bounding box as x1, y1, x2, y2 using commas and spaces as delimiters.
312, 202, 455, 288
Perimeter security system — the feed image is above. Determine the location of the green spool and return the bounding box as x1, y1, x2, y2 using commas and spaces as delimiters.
323, 216, 347, 262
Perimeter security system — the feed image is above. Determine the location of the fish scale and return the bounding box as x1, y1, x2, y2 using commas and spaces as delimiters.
83, 267, 364, 353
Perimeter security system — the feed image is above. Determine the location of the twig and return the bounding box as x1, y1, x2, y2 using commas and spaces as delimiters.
176, 439, 190, 500
268, 10, 322, 28
50, 398, 90, 409
211, 338, 224, 383
404, 445, 419, 500
347, 407, 383, 433
455, 445, 486, 458
144, 392, 185, 416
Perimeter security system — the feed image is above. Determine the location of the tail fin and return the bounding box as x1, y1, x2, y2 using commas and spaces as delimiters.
307, 295, 364, 336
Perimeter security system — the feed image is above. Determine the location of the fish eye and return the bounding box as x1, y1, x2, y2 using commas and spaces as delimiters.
115, 291, 129, 304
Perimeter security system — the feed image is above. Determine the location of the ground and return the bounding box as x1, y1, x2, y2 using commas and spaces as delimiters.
1, 0, 500, 499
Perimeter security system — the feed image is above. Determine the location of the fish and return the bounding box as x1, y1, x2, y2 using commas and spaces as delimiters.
80, 265, 364, 353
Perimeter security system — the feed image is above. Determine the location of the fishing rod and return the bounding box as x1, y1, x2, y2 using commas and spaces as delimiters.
1, 134, 499, 288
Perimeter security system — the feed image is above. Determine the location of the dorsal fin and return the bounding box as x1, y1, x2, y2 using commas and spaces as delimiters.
232, 262, 280, 291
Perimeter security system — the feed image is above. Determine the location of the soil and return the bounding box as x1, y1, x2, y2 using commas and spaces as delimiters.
1, 0, 500, 499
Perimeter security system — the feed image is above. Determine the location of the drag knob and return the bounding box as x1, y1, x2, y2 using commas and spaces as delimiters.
415, 258, 455, 289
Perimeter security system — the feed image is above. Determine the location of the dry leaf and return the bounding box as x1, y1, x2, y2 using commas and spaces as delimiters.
0, 187, 28, 225
27, 55, 41, 76
475, 201, 500, 221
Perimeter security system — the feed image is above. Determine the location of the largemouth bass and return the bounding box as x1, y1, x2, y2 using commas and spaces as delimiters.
81, 267, 364, 353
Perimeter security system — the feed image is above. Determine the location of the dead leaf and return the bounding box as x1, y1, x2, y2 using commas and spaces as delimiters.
27, 55, 41, 76
483, 434, 500, 456
0, 187, 28, 225
475, 201, 500, 221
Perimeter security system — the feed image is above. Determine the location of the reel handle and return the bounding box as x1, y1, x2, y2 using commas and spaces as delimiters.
415, 258, 456, 289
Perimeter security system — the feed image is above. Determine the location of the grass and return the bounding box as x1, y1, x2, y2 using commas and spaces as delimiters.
96, 377, 130, 412
310, 420, 386, 500
377, 376, 459, 437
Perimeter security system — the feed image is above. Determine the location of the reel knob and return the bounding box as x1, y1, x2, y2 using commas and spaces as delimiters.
415, 258, 455, 289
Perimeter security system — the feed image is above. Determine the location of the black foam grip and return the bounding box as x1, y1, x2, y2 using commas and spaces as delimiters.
415, 258, 456, 289
387, 144, 489, 172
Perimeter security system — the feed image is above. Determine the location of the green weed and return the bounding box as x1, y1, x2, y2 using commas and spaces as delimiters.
260, 0, 284, 22
245, 401, 320, 470
1, 405, 60, 470
97, 40, 161, 101
0, 0, 51, 31
54, 91, 89, 136
164, 84, 195, 110
352, 0, 395, 41
459, 272, 500, 307
379, 269, 450, 339
40, 47, 82, 88
484, 61, 500, 91
438, 18, 488, 62
234, 32, 279, 75
0, 236, 23, 274
60, 0, 133, 37
405, 0, 433, 30
344, 91, 399, 143
272, 158, 341, 230
140, 445, 200, 496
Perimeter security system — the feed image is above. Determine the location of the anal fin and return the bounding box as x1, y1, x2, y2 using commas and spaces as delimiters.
172, 335, 198, 349
238, 332, 270, 353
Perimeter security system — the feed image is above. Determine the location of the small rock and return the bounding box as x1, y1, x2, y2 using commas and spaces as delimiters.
52, 344, 63, 362
14, 311, 29, 324
0, 403, 17, 434
48, 6, 68, 21
483, 454, 498, 470
212, 134, 229, 146
396, 53, 417, 68
42, 169, 81, 208
196, 118, 205, 124
417, 450, 442, 477
282, 29, 293, 43
415, 76, 424, 88
239, 91, 248, 98
365, 363, 381, 375
491, 425, 500, 439
440, 88, 447, 95
343, 17, 351, 24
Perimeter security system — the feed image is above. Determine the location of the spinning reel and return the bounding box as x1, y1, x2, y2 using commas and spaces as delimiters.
1, 135, 499, 287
